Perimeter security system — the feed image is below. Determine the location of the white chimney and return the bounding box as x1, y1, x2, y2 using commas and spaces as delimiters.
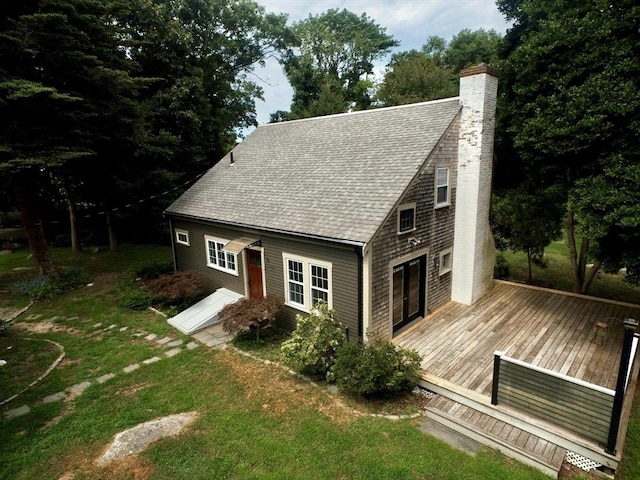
451, 65, 499, 305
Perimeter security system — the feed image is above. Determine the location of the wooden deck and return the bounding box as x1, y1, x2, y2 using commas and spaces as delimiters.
395, 280, 640, 394
395, 281, 640, 474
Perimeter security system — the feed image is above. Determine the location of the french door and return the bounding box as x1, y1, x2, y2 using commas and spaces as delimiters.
392, 256, 426, 333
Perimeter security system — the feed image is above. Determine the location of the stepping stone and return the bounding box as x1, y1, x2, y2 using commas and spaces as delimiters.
69, 381, 92, 396
93, 322, 103, 328
48, 316, 61, 322
43, 391, 67, 404
157, 336, 172, 345
132, 333, 144, 338
97, 373, 116, 384
107, 324, 117, 330
144, 333, 157, 341
167, 339, 183, 347
143, 356, 161, 365
119, 326, 128, 332
67, 316, 79, 321
4, 405, 30, 419
186, 341, 199, 350
165, 348, 182, 358
123, 364, 140, 373
26, 314, 42, 320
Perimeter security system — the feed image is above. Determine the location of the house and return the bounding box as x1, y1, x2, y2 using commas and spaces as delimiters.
165, 65, 498, 339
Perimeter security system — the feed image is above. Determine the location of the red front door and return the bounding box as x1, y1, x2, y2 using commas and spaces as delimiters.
246, 249, 264, 299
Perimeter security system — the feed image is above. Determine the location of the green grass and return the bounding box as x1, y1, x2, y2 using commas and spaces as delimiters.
2, 243, 639, 479
500, 237, 640, 305
0, 245, 554, 479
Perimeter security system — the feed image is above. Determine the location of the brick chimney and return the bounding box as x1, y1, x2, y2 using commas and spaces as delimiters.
451, 64, 499, 305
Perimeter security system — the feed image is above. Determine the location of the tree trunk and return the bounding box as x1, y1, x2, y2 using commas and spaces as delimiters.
106, 210, 118, 252
526, 248, 533, 284
566, 209, 601, 294
13, 172, 57, 278
58, 176, 81, 253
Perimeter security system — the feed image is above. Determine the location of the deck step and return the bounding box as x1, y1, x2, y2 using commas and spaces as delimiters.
418, 375, 619, 471
424, 395, 565, 478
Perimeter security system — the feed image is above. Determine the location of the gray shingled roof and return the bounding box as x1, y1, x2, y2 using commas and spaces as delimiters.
166, 98, 461, 245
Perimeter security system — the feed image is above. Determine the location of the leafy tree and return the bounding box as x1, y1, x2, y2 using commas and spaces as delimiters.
375, 50, 457, 106
376, 29, 501, 107
220, 294, 283, 341
496, 0, 640, 292
0, 0, 142, 272
282, 8, 398, 119
491, 188, 564, 283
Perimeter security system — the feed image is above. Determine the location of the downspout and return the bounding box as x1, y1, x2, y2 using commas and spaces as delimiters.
168, 217, 178, 272
356, 245, 364, 339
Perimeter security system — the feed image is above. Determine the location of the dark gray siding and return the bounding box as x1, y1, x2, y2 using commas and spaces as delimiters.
369, 116, 459, 337
170, 219, 360, 335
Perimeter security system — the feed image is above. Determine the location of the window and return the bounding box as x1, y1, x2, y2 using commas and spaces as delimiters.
435, 167, 450, 207
205, 235, 238, 275
283, 254, 332, 311
175, 229, 189, 246
397, 204, 416, 234
439, 248, 453, 275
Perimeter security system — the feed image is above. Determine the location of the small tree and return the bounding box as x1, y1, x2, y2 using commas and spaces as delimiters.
220, 294, 283, 341
280, 302, 345, 378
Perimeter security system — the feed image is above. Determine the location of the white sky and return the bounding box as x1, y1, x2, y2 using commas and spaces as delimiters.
248, 0, 511, 127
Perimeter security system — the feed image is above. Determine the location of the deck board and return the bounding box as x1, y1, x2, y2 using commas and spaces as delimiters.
395, 281, 640, 394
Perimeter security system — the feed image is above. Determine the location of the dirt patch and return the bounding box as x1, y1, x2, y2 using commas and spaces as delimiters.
220, 349, 367, 424
13, 321, 83, 336
57, 446, 154, 480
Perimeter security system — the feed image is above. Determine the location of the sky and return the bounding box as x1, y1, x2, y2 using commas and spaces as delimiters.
248, 0, 511, 126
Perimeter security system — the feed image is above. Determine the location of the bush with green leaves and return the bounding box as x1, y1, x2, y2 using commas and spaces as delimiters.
116, 279, 153, 310
280, 302, 345, 378
330, 336, 423, 398
9, 267, 87, 300
134, 260, 175, 280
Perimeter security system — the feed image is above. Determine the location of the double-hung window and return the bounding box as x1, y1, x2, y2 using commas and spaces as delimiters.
283, 254, 332, 311
435, 167, 450, 207
205, 235, 237, 275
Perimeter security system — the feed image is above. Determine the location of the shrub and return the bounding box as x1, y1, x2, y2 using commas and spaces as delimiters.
135, 260, 175, 280
143, 270, 207, 307
220, 294, 283, 341
280, 302, 345, 378
116, 279, 152, 310
330, 336, 423, 398
494, 253, 510, 280
9, 267, 88, 300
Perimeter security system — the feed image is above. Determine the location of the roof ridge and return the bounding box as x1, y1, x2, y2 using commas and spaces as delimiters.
258, 96, 461, 128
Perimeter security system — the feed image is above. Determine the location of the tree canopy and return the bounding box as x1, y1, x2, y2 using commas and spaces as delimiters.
0, 0, 289, 272
496, 0, 640, 291
282, 8, 398, 119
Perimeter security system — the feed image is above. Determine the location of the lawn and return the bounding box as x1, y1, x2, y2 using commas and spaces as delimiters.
0, 244, 552, 480
1, 242, 639, 480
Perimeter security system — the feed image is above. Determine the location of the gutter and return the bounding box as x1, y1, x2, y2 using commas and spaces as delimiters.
164, 211, 367, 248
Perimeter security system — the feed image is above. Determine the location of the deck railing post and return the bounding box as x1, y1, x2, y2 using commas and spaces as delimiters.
491, 351, 502, 406
606, 324, 637, 455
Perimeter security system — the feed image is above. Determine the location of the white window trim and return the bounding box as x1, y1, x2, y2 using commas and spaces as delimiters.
204, 235, 238, 276
397, 203, 417, 234
175, 229, 190, 246
282, 253, 332, 312
439, 248, 453, 275
435, 166, 451, 208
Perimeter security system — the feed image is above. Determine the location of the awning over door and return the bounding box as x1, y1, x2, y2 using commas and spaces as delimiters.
223, 237, 260, 254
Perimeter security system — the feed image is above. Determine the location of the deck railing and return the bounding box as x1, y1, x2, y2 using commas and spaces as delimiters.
491, 326, 638, 455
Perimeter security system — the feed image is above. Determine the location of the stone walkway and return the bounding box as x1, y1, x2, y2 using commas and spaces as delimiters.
2, 314, 232, 421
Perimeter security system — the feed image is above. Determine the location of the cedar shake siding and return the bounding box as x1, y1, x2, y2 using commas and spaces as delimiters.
171, 219, 360, 335
369, 116, 459, 337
